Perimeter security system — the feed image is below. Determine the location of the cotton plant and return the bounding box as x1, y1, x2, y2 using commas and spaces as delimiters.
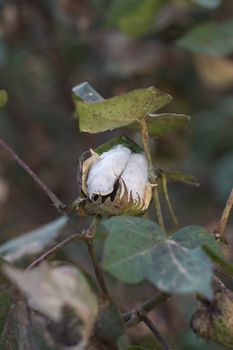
75, 142, 153, 217
1, 83, 232, 350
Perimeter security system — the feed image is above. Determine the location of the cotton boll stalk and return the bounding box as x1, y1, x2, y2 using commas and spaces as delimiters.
86, 145, 131, 197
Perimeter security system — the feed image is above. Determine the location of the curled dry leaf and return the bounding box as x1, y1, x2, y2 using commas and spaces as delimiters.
3, 263, 98, 348
191, 278, 233, 348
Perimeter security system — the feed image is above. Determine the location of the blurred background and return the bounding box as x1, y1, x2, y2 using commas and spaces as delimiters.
0, 0, 232, 349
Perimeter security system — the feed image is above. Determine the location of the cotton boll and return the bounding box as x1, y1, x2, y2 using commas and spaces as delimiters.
121, 153, 148, 201
87, 145, 131, 196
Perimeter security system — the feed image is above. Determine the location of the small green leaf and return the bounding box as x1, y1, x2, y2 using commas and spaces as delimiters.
146, 113, 191, 137
203, 245, 233, 277
164, 170, 199, 187
177, 20, 233, 56
103, 216, 166, 284
191, 0, 221, 9
0, 90, 8, 108
75, 87, 172, 133
0, 216, 68, 263
96, 300, 125, 344
173, 225, 224, 258
148, 243, 213, 299
95, 136, 143, 155
108, 0, 164, 37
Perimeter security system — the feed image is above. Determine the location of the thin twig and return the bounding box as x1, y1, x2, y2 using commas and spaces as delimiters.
0, 138, 67, 213
26, 216, 99, 270
213, 188, 233, 242
123, 292, 170, 327
85, 216, 110, 297
26, 231, 89, 270
161, 173, 178, 227
138, 119, 164, 229
26, 216, 110, 298
86, 239, 110, 298
140, 312, 172, 350
153, 187, 165, 230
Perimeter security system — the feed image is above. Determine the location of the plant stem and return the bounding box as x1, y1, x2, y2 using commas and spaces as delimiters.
153, 187, 165, 230
85, 239, 110, 298
26, 231, 89, 270
85, 216, 110, 298
26, 217, 99, 271
26, 216, 110, 298
161, 173, 178, 227
0, 138, 67, 214
139, 119, 164, 229
140, 312, 172, 350
213, 188, 233, 242
123, 292, 171, 327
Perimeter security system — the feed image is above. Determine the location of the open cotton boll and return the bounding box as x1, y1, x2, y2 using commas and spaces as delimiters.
87, 145, 131, 196
121, 153, 148, 201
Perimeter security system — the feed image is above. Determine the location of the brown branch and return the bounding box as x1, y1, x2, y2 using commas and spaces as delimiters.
213, 188, 233, 242
86, 239, 110, 298
85, 216, 110, 298
26, 231, 90, 270
0, 138, 67, 214
140, 312, 172, 350
26, 216, 110, 298
123, 292, 171, 327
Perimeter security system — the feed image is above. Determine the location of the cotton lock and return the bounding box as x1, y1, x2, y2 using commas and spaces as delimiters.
76, 144, 153, 217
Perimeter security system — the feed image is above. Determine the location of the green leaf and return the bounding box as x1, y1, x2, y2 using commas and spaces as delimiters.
75, 87, 172, 133
177, 19, 233, 56
164, 170, 199, 187
146, 113, 191, 137
0, 90, 8, 108
148, 244, 213, 299
108, 0, 164, 37
173, 225, 224, 258
191, 0, 221, 9
95, 136, 143, 155
103, 216, 166, 284
103, 218, 214, 298
203, 245, 233, 277
96, 300, 125, 344
0, 216, 68, 263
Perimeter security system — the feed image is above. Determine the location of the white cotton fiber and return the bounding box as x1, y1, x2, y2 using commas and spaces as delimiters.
87, 145, 131, 196
121, 153, 148, 201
